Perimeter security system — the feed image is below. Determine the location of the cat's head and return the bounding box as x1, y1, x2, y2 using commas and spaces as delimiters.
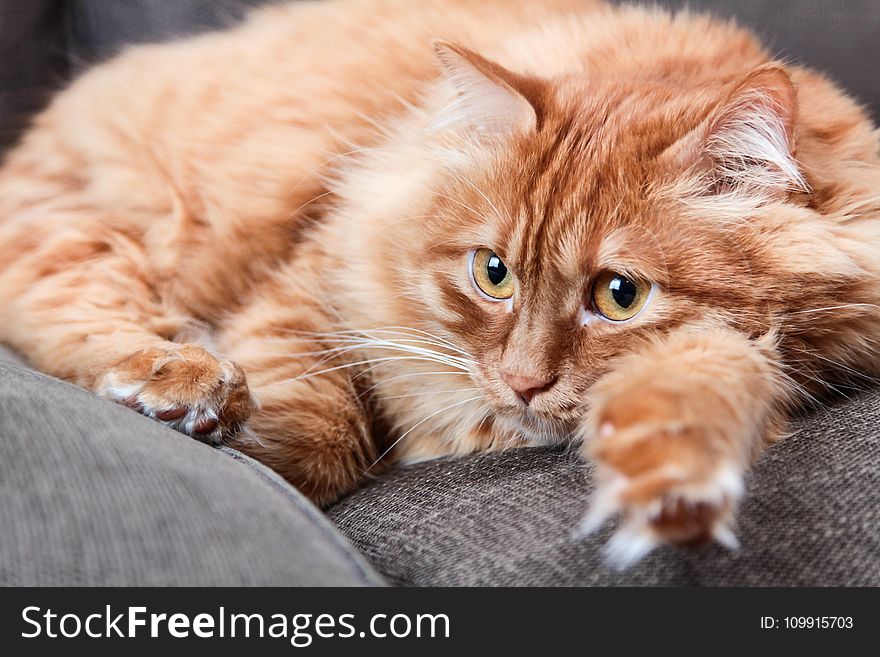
332, 42, 809, 458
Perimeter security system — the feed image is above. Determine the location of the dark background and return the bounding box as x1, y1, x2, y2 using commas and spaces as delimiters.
1, 0, 879, 152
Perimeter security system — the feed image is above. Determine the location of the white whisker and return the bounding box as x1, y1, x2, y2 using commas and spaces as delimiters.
356, 370, 473, 400
365, 395, 483, 472
285, 355, 456, 383
431, 190, 486, 220
285, 325, 475, 359
458, 177, 505, 224
791, 303, 880, 315
379, 387, 480, 401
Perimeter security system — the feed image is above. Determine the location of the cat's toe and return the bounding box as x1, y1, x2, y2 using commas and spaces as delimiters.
98, 344, 256, 443
193, 415, 219, 434
149, 405, 224, 444
578, 412, 745, 567
577, 380, 752, 567
156, 407, 188, 421
579, 461, 743, 569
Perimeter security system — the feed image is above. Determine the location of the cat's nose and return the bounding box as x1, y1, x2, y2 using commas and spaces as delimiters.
501, 371, 557, 405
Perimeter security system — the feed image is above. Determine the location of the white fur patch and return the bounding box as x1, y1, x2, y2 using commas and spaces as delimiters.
576, 462, 745, 569
430, 42, 536, 139
96, 373, 144, 402
706, 78, 809, 196
709, 102, 808, 194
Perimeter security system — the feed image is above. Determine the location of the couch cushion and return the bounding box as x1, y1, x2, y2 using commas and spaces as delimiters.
0, 361, 383, 586
327, 391, 880, 586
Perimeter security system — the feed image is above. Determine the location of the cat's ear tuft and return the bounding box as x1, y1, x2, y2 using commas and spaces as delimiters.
431, 40, 538, 138
663, 65, 807, 195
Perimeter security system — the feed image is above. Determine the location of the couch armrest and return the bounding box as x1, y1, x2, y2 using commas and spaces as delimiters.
0, 361, 383, 586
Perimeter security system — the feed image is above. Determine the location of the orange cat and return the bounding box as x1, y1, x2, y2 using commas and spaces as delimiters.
1, 0, 879, 566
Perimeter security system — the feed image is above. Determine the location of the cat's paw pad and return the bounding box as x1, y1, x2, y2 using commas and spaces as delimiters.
99, 344, 256, 444
578, 402, 745, 568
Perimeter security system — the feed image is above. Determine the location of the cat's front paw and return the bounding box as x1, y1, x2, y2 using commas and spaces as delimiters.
98, 344, 256, 444
578, 385, 746, 568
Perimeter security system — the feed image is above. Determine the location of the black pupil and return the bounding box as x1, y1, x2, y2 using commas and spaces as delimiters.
486, 255, 507, 286
609, 276, 637, 308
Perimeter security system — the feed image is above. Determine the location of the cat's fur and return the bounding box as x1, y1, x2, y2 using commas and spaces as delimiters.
1, 0, 879, 566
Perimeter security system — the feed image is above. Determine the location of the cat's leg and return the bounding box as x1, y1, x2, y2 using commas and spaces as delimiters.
579, 325, 788, 567
0, 209, 256, 443
216, 267, 378, 506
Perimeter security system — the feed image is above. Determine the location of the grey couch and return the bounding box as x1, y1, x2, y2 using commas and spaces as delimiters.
1, 1, 878, 587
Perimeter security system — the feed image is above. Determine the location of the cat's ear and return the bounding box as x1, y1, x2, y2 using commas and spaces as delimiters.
662, 65, 807, 194
431, 41, 538, 138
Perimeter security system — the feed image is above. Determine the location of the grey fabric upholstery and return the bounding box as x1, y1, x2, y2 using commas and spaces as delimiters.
0, 361, 383, 586
328, 395, 880, 586
0, 344, 26, 369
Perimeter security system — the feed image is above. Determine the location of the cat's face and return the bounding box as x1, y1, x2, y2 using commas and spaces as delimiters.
406, 105, 689, 445
338, 44, 805, 454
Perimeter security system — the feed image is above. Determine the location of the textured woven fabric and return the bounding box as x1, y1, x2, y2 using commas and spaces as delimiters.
0, 344, 26, 368
0, 361, 383, 586
327, 394, 880, 586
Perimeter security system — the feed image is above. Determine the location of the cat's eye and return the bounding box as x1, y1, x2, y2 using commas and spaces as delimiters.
470, 248, 514, 300
591, 271, 651, 322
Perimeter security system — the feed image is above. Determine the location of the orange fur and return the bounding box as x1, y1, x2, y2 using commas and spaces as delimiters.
1, 0, 879, 563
